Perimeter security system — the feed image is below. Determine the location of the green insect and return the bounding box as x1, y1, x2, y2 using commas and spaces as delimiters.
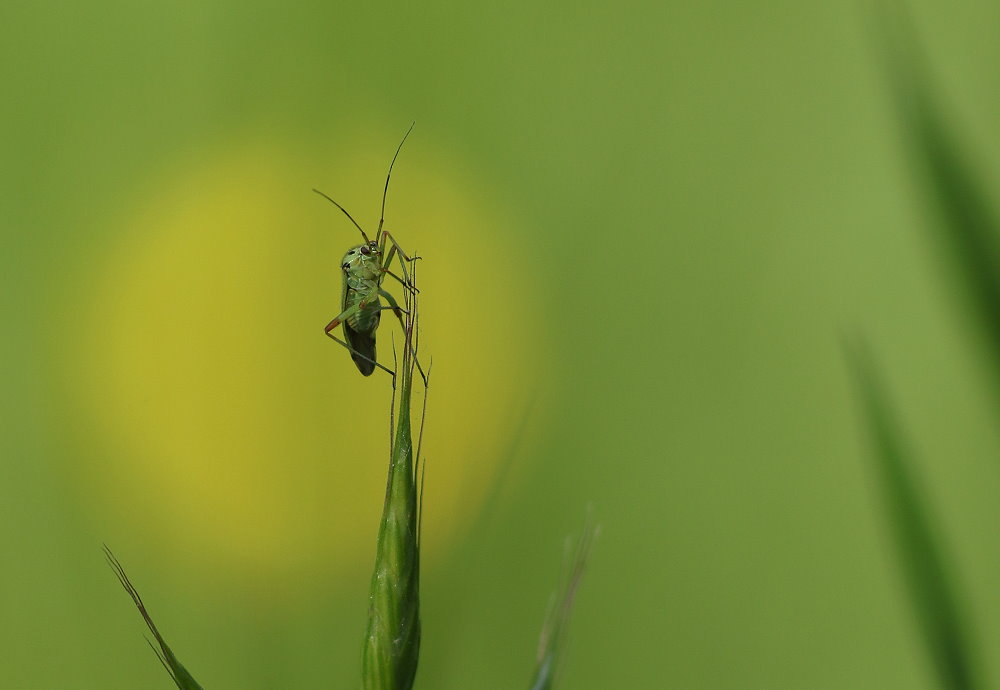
315, 125, 419, 376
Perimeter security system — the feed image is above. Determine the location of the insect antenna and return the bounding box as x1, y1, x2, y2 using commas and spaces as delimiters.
377, 121, 415, 238
312, 188, 372, 245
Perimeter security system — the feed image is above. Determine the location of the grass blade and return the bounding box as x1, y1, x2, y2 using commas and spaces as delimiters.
878, 9, 1000, 383
104, 546, 205, 689
846, 342, 979, 690
528, 515, 598, 690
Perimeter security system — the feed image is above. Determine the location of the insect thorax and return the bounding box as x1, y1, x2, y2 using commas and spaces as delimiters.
341, 244, 381, 281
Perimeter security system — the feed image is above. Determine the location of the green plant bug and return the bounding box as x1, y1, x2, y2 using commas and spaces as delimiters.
314, 124, 420, 376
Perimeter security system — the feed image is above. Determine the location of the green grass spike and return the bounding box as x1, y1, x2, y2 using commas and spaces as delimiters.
104, 546, 205, 690
361, 252, 427, 690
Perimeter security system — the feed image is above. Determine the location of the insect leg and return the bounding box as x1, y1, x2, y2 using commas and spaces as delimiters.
323, 301, 363, 333
324, 330, 395, 377
381, 231, 420, 263
378, 287, 427, 383
380, 231, 421, 290
382, 268, 420, 294
324, 282, 387, 332
378, 288, 408, 330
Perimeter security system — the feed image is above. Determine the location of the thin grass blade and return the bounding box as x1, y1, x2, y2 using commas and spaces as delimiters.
846, 342, 979, 690
528, 516, 598, 690
104, 546, 205, 690
878, 10, 1000, 386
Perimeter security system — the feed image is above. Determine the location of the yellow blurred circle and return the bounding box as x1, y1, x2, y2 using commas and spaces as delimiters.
68, 131, 540, 597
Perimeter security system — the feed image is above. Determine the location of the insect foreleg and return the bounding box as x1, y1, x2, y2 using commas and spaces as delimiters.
379, 231, 421, 289
381, 231, 419, 263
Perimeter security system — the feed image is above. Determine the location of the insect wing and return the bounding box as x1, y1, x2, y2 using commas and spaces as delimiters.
344, 319, 378, 376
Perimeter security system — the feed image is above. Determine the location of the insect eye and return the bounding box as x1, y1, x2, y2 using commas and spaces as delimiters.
360, 246, 371, 256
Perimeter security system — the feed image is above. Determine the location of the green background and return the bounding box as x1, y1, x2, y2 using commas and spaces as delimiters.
4, 0, 1000, 687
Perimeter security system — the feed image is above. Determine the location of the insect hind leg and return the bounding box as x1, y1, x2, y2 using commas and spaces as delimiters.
324, 329, 396, 378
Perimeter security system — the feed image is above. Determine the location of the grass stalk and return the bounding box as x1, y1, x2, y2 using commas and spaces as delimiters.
361, 254, 428, 690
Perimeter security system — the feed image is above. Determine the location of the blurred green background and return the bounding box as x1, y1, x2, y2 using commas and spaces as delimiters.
4, 0, 1000, 687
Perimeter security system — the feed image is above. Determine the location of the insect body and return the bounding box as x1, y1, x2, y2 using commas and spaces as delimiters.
316, 124, 418, 376
332, 240, 405, 375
